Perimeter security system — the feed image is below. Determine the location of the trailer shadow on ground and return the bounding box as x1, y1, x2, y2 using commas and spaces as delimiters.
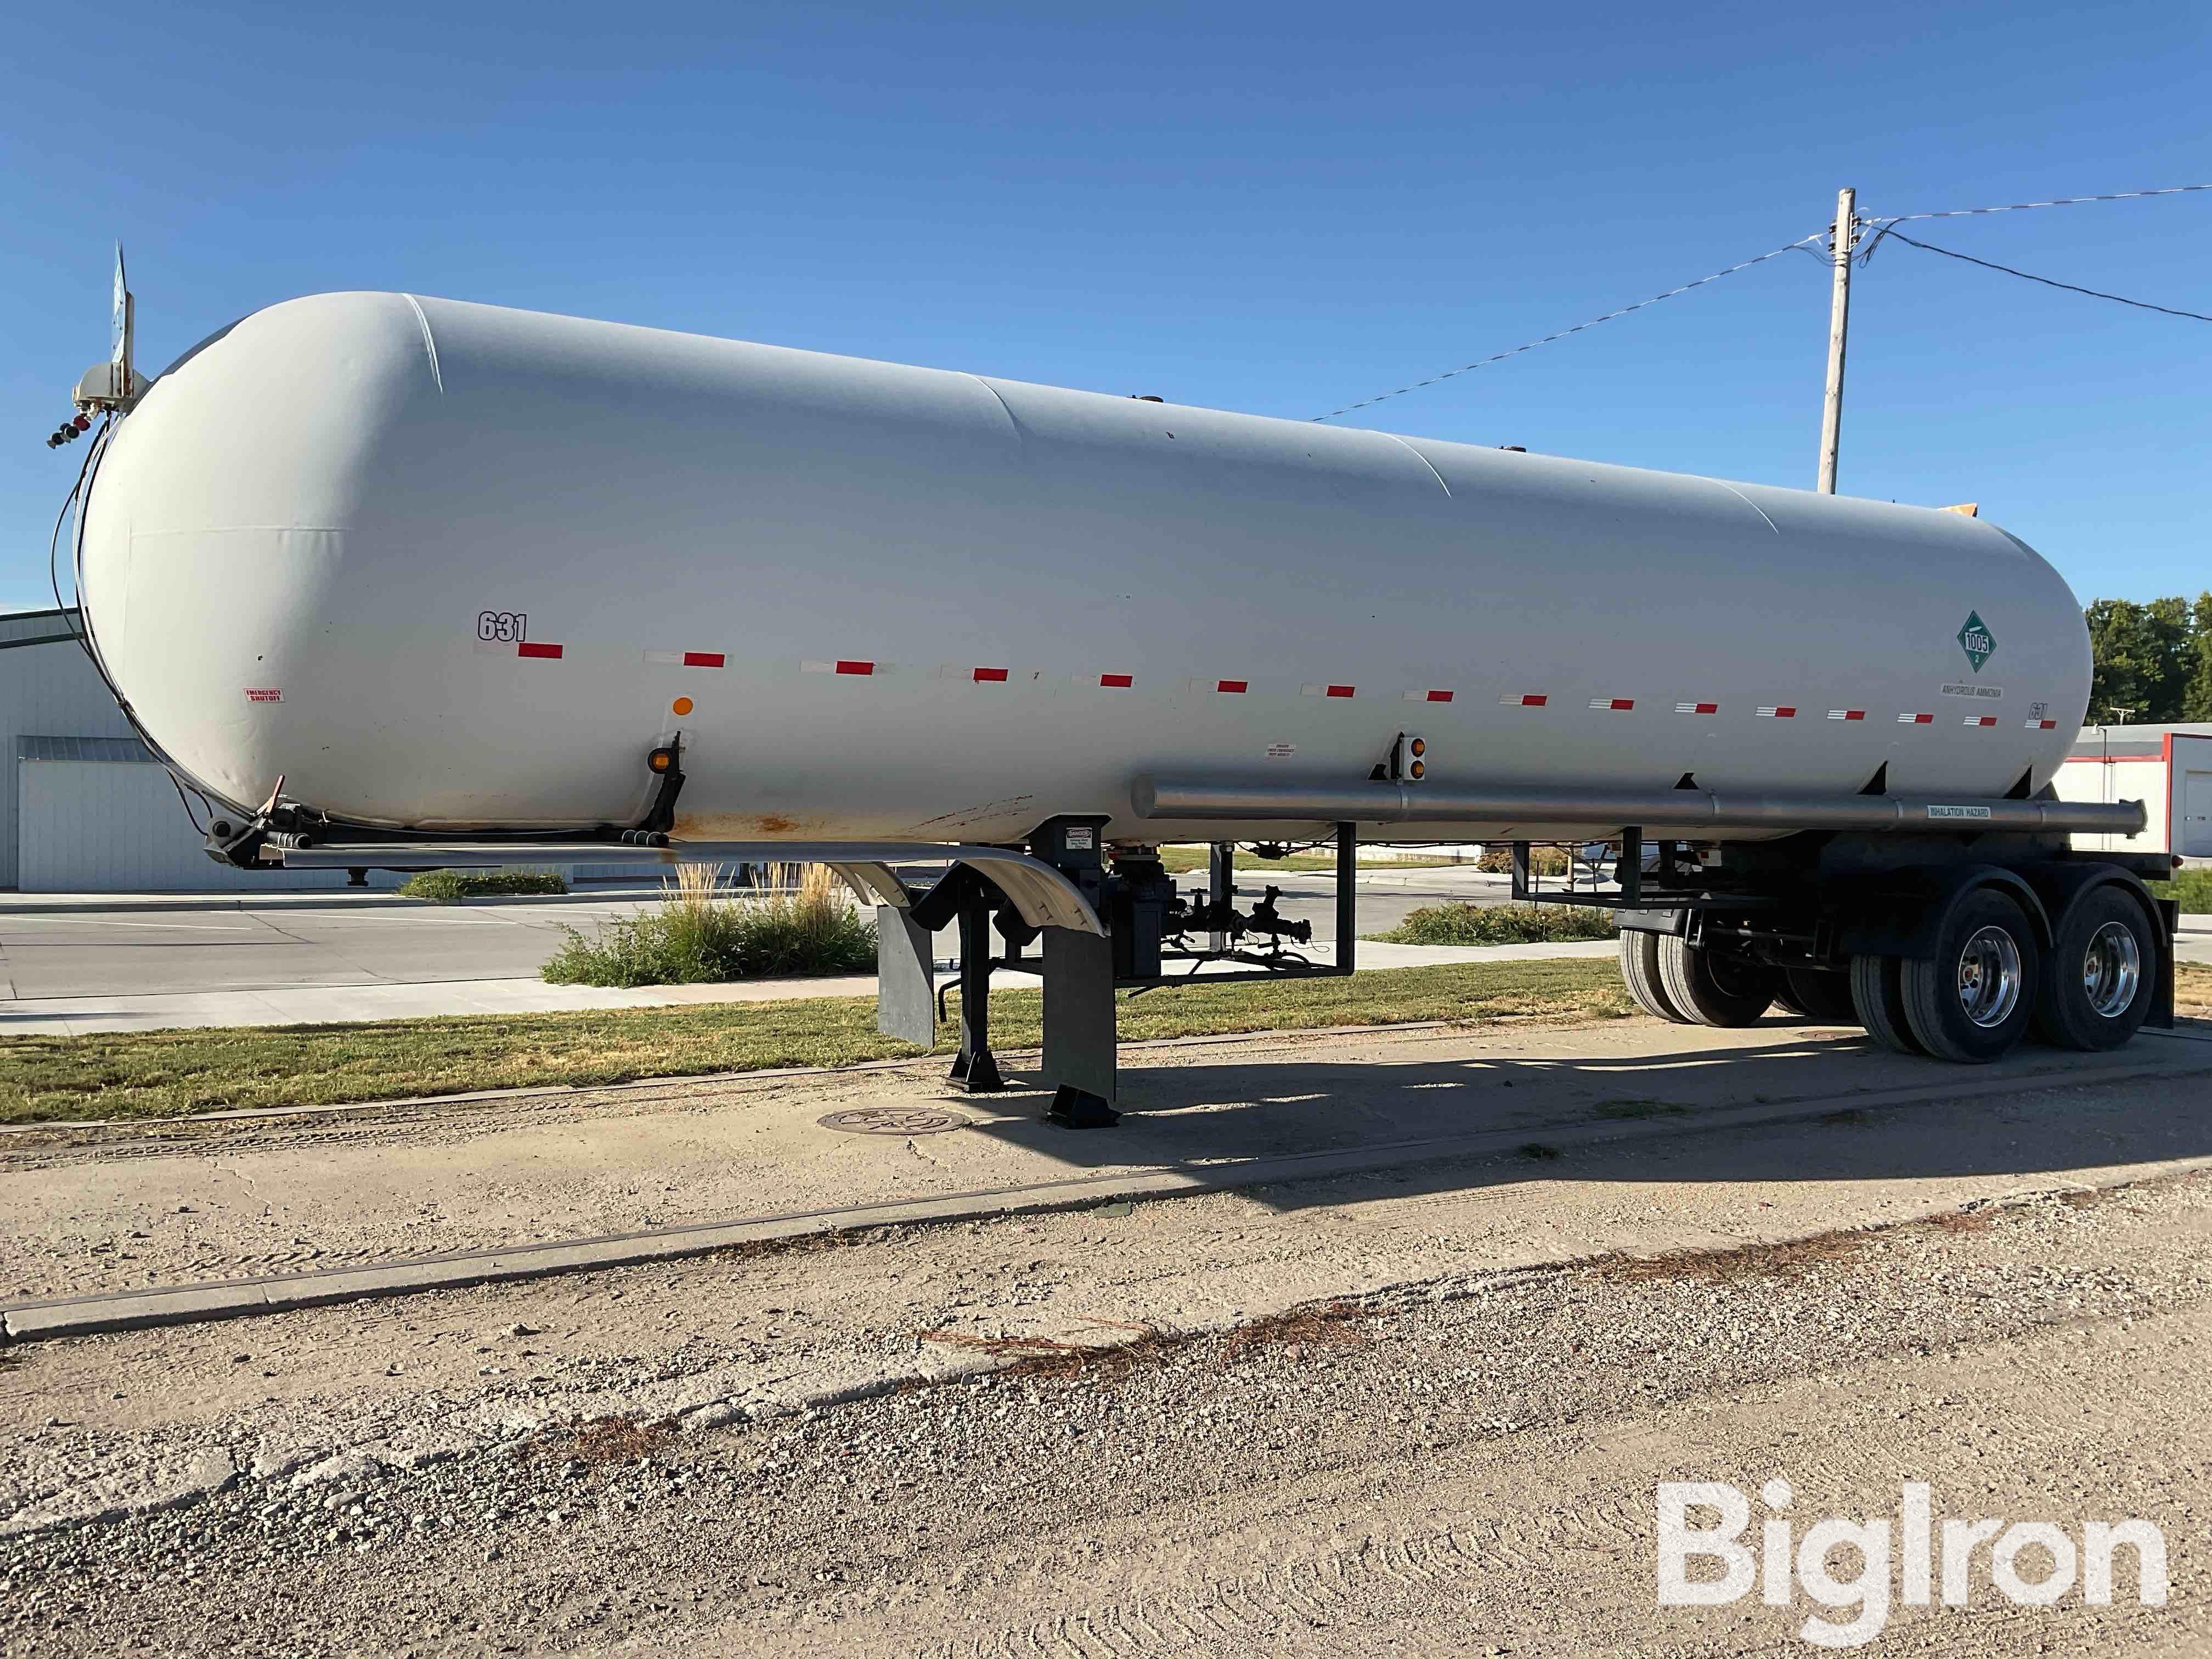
949, 1021, 2212, 1211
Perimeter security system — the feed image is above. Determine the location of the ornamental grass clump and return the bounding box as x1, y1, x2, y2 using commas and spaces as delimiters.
542, 862, 877, 987
1370, 901, 1619, 946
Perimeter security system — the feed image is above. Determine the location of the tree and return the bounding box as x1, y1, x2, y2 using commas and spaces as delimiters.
2086, 600, 2157, 723
2084, 596, 2197, 724
2188, 591, 2212, 722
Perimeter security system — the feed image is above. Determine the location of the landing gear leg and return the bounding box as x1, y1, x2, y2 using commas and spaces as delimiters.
948, 885, 1004, 1092
1043, 924, 1119, 1127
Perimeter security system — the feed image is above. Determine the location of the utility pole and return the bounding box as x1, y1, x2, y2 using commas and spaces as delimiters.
1816, 186, 1857, 494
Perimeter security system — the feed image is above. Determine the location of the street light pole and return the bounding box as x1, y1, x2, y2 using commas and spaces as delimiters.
1816, 186, 1857, 494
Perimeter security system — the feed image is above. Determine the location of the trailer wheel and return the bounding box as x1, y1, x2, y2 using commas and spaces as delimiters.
1782, 967, 1860, 1025
1899, 887, 2041, 1063
1656, 935, 1777, 1026
1849, 954, 1925, 1055
1619, 931, 1689, 1023
2033, 886, 2156, 1051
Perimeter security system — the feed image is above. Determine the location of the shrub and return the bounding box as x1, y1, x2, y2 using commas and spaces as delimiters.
399, 868, 568, 904
1474, 845, 1572, 877
1370, 901, 1620, 946
542, 863, 877, 987
2150, 867, 2212, 914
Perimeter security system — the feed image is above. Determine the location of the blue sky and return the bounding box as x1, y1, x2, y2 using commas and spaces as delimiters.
4, 2, 2207, 614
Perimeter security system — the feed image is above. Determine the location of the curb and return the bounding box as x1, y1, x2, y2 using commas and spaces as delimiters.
7, 1056, 2205, 1344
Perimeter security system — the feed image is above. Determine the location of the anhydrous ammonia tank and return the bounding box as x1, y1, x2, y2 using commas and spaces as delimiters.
77, 293, 2094, 847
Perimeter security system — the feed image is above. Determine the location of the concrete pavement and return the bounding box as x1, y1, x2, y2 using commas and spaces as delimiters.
7, 1009, 2206, 1329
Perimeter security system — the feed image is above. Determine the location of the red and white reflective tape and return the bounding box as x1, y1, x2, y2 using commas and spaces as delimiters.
1674, 701, 1719, 715
645, 650, 724, 668
1084, 672, 1135, 689
1827, 709, 1866, 721
1590, 697, 1635, 712
517, 641, 563, 660
1500, 693, 1548, 707
1301, 683, 1357, 698
1899, 712, 1934, 725
1210, 679, 1249, 695
1965, 714, 1999, 727
1404, 688, 1455, 703
2026, 718, 2059, 730
1755, 705, 1797, 719
969, 666, 1009, 683
803, 659, 877, 676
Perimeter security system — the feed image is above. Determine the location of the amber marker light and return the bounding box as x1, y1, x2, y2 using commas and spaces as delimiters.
671, 697, 693, 716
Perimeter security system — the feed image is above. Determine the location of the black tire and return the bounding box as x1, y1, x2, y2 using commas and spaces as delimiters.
1899, 887, 2041, 1063
1850, 953, 1925, 1055
1656, 935, 1778, 1027
1620, 930, 1689, 1023
1782, 967, 1861, 1025
2034, 886, 2157, 1051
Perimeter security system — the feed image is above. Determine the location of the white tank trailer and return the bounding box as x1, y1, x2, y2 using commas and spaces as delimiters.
61, 290, 2176, 1116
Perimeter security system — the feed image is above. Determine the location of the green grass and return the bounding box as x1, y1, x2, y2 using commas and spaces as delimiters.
1153, 846, 1469, 874
398, 868, 568, 903
2149, 868, 2212, 913
0, 958, 1633, 1126
543, 865, 877, 987
1368, 901, 1620, 946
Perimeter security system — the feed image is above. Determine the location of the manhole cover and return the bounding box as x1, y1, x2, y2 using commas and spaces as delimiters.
816, 1106, 971, 1136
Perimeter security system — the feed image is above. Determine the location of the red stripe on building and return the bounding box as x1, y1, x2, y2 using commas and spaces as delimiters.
517, 642, 563, 659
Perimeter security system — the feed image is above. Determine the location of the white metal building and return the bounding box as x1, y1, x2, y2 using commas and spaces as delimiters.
1, 605, 399, 891
2056, 723, 2212, 861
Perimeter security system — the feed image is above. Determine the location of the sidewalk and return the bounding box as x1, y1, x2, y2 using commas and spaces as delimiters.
0, 939, 1619, 1036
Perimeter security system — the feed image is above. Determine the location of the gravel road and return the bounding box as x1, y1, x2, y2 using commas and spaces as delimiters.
4, 1048, 2207, 1655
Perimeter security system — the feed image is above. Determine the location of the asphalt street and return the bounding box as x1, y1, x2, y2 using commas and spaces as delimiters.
0, 864, 1513, 1002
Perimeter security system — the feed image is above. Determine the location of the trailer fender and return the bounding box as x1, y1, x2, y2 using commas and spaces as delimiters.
1830, 865, 2054, 962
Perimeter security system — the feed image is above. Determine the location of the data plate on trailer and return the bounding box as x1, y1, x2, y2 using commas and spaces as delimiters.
816, 1106, 972, 1136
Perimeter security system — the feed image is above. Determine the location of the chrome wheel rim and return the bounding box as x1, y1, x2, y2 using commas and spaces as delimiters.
1955, 926, 2022, 1028
2081, 921, 2141, 1019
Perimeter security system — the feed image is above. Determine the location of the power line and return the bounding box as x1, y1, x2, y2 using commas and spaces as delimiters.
1310, 231, 1829, 421
1874, 228, 2212, 324
1311, 182, 2212, 425
1867, 183, 2212, 226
